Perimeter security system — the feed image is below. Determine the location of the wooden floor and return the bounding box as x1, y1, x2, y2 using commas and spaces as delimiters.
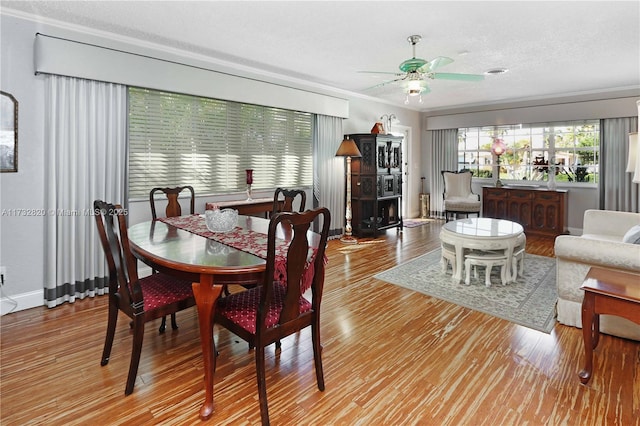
1, 220, 638, 425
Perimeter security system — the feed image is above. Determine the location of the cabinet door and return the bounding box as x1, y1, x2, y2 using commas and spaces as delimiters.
507, 190, 532, 228
353, 137, 377, 175
531, 191, 563, 234
355, 175, 377, 199
482, 188, 507, 218
376, 141, 388, 172
389, 142, 402, 173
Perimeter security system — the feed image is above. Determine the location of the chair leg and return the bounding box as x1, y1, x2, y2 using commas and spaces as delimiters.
170, 313, 179, 330
255, 345, 270, 426
125, 316, 145, 396
159, 316, 167, 334
311, 321, 325, 391
158, 313, 179, 334
484, 263, 493, 287
101, 299, 119, 366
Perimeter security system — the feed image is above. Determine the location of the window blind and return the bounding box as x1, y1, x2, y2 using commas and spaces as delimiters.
128, 87, 313, 198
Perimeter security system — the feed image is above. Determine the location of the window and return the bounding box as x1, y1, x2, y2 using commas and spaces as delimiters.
458, 121, 599, 184
128, 87, 313, 198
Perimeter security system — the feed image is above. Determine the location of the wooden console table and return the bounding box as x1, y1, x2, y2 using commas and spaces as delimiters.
578, 267, 640, 384
482, 186, 567, 236
206, 197, 281, 218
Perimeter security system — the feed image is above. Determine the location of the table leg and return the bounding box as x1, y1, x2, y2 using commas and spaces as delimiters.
454, 243, 464, 283
578, 292, 597, 384
192, 275, 223, 420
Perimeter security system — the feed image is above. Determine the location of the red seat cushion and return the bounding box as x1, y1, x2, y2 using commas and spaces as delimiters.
138, 273, 194, 311
216, 282, 312, 334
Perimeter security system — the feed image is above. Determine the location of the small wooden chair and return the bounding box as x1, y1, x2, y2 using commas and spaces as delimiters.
272, 188, 306, 214
94, 200, 196, 395
149, 185, 195, 332
214, 207, 330, 425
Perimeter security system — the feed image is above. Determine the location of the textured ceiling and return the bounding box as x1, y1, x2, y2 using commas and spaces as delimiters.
2, 1, 639, 111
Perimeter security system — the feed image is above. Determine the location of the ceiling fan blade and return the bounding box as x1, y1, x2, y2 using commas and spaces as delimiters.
358, 71, 404, 76
432, 72, 485, 81
427, 56, 454, 71
365, 76, 407, 90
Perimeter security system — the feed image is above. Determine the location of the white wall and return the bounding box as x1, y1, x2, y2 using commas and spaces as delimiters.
0, 13, 422, 312
1, 14, 48, 313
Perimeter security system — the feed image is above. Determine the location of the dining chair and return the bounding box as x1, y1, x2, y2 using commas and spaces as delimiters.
150, 185, 195, 220
272, 187, 306, 214
149, 185, 195, 332
214, 207, 331, 425
441, 170, 481, 222
94, 200, 196, 396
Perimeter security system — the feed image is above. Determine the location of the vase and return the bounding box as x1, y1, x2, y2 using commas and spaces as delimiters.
547, 171, 557, 190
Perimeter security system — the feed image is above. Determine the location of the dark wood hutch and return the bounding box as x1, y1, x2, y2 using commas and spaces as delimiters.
347, 133, 403, 237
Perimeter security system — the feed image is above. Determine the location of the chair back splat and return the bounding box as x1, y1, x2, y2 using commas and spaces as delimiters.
94, 200, 195, 396
215, 207, 330, 425
272, 187, 306, 214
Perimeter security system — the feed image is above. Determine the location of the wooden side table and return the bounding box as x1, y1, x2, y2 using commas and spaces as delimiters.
206, 198, 282, 218
579, 267, 640, 384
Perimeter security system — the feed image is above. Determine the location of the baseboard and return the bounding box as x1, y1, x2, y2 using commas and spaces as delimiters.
1, 289, 43, 315
0, 263, 155, 316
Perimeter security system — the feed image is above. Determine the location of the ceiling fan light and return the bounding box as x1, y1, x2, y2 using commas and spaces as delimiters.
407, 79, 422, 95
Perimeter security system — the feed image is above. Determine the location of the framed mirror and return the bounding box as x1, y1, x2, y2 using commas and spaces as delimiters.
1, 91, 18, 173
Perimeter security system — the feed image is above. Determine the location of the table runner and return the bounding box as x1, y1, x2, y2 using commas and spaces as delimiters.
158, 215, 318, 292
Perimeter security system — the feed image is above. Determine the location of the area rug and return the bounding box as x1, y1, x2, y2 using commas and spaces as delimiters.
373, 249, 557, 333
403, 218, 436, 228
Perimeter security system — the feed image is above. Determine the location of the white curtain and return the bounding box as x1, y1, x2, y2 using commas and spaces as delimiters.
313, 115, 344, 238
44, 75, 127, 308
427, 129, 459, 218
599, 117, 640, 212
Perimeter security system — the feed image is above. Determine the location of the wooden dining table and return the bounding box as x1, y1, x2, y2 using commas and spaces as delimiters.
127, 214, 319, 420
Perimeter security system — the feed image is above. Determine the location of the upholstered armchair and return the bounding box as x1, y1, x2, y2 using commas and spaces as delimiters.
441, 170, 481, 222
555, 209, 640, 341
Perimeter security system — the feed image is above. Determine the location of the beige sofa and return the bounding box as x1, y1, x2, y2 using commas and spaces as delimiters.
555, 209, 640, 341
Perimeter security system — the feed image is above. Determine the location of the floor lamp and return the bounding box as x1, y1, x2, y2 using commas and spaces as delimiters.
336, 136, 362, 244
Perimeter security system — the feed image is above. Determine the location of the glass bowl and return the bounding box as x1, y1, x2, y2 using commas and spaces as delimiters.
205, 208, 238, 232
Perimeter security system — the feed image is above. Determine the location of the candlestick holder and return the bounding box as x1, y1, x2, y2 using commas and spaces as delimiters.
245, 169, 254, 201
246, 184, 253, 201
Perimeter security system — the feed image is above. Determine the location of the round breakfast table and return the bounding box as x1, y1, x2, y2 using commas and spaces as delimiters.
439, 217, 525, 284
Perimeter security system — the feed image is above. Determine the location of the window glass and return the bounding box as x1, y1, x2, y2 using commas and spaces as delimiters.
128, 87, 313, 198
458, 121, 599, 184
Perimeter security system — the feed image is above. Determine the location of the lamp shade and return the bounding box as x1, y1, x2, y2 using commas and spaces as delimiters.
626, 132, 638, 173
335, 137, 362, 157
491, 138, 506, 156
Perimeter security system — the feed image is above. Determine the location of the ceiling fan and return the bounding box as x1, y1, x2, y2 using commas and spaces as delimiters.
360, 35, 485, 103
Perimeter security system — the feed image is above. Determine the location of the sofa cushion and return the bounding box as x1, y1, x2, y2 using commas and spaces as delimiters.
622, 224, 640, 244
